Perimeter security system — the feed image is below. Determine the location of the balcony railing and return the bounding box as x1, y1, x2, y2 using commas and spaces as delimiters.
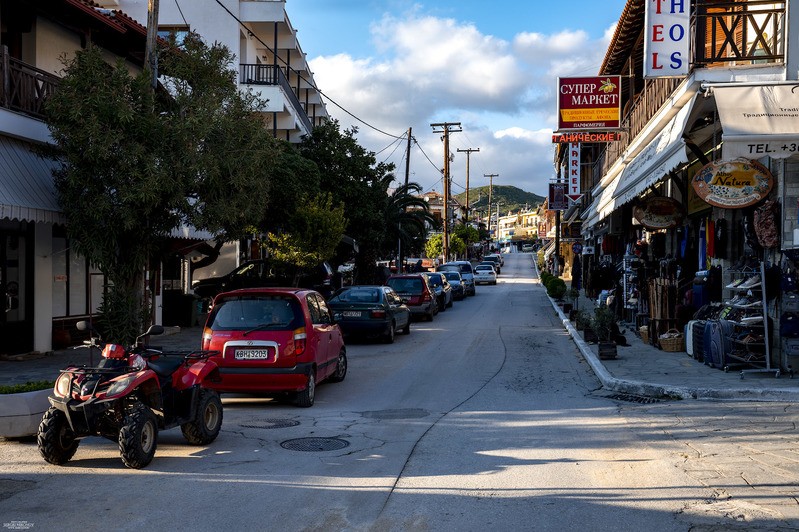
0, 46, 59, 120
240, 63, 313, 133
695, 0, 786, 66
590, 0, 786, 188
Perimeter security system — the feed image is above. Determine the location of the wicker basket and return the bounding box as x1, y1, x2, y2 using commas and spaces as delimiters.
659, 329, 684, 352
639, 326, 649, 344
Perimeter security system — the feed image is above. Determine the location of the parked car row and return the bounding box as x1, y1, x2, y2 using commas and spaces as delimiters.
185, 256, 502, 411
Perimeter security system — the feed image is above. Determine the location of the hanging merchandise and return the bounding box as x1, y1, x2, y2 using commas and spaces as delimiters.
714, 219, 727, 259
698, 220, 706, 271
753, 199, 780, 249
743, 212, 763, 253
650, 233, 666, 259
706, 219, 715, 258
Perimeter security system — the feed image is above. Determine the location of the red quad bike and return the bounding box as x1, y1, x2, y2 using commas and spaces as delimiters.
37, 321, 223, 469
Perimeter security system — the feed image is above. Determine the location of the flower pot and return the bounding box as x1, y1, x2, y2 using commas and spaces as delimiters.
598, 341, 618, 360
0, 388, 50, 438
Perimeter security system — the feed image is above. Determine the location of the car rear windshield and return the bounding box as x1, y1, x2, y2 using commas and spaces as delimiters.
443, 272, 460, 282
387, 278, 424, 295
330, 288, 380, 303
208, 295, 302, 331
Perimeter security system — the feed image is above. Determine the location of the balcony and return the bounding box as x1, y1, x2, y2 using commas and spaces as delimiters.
0, 46, 59, 121
590, 0, 786, 186
240, 63, 313, 134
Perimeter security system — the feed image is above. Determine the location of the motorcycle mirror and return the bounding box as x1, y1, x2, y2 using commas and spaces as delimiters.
144, 325, 165, 337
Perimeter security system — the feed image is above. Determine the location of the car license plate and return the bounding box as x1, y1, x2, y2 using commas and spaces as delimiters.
342, 311, 362, 318
234, 349, 272, 360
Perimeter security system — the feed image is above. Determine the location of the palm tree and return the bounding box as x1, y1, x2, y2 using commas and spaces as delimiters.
383, 182, 439, 268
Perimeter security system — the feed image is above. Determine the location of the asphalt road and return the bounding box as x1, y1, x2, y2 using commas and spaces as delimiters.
1, 253, 797, 531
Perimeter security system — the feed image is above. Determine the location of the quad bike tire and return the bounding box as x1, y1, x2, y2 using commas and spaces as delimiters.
181, 389, 223, 445
119, 403, 158, 469
37, 407, 80, 465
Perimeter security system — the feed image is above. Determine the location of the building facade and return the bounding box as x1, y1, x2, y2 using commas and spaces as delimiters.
562, 0, 799, 374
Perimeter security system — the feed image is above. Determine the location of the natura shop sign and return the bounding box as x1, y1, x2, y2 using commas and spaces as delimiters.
691, 159, 774, 209
644, 0, 690, 77
557, 76, 621, 131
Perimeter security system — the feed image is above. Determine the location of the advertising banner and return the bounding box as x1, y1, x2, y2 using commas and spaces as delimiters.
691, 158, 773, 208
644, 0, 690, 77
548, 182, 568, 211
557, 76, 621, 131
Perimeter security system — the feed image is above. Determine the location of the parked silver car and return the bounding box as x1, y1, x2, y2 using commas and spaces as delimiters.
437, 261, 476, 296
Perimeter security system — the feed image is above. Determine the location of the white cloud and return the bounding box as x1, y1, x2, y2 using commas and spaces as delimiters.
308, 13, 616, 198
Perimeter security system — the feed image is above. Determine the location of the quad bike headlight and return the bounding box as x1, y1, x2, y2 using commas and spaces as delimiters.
105, 374, 137, 398
54, 373, 71, 397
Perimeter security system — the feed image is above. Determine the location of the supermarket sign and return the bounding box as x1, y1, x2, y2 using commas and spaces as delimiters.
557, 76, 622, 131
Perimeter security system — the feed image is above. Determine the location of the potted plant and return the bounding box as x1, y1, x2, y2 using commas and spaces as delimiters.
0, 380, 53, 438
564, 288, 580, 315
574, 309, 591, 331
591, 306, 618, 359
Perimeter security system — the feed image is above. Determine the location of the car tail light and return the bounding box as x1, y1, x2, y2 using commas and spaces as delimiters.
371, 309, 386, 319
293, 327, 307, 355
202, 328, 212, 350
422, 292, 432, 302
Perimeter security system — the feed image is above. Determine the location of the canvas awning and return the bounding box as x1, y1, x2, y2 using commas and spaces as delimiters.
583, 92, 697, 229
0, 135, 63, 224
712, 83, 799, 160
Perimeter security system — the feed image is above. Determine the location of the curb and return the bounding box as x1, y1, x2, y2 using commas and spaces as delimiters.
534, 262, 799, 402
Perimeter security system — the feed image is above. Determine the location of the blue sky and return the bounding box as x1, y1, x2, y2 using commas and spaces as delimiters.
288, 0, 628, 200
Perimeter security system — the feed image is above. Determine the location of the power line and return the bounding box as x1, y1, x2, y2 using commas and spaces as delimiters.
211, 0, 404, 140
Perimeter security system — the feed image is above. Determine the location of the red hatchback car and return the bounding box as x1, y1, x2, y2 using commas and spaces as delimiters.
201, 288, 347, 407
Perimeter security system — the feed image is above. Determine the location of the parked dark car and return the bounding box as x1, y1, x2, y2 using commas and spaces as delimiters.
437, 261, 476, 296
442, 271, 466, 301
423, 272, 453, 311
328, 286, 411, 343
385, 274, 437, 321
192, 260, 334, 300
481, 255, 501, 275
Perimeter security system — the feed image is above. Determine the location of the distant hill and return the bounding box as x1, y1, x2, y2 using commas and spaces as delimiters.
454, 185, 544, 215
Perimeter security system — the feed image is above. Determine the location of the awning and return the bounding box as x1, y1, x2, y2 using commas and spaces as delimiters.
596, 97, 695, 219
0, 135, 64, 224
713, 83, 799, 160
542, 240, 556, 261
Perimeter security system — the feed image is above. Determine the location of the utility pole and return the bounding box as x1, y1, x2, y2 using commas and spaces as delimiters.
457, 147, 479, 224
484, 173, 498, 241
398, 127, 413, 273
431, 122, 461, 262
145, 0, 160, 90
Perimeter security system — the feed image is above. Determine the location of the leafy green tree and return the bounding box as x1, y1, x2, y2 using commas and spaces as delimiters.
299, 120, 394, 283
45, 36, 277, 342
267, 193, 346, 284
453, 224, 479, 247
425, 234, 443, 260
449, 235, 466, 257
382, 182, 438, 263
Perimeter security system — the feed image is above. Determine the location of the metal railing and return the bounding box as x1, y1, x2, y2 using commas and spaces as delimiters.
0, 46, 59, 120
240, 63, 313, 133
589, 0, 786, 188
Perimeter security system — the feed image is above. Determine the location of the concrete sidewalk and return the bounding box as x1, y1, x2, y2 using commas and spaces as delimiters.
546, 290, 799, 403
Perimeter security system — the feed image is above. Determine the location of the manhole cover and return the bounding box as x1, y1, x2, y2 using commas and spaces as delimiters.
605, 393, 661, 404
360, 408, 429, 420
239, 419, 300, 429
280, 437, 350, 452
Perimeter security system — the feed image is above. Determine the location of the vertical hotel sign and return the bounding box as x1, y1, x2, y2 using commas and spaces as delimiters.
644, 0, 690, 77
557, 76, 621, 131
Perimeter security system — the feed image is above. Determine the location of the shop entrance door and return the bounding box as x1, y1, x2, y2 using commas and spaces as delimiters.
1, 232, 30, 354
